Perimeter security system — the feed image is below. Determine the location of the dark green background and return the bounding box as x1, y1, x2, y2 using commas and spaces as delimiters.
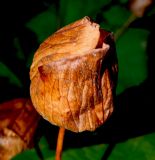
0, 0, 155, 159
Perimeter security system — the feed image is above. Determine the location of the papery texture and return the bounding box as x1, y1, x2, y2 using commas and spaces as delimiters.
30, 17, 118, 132
0, 98, 40, 160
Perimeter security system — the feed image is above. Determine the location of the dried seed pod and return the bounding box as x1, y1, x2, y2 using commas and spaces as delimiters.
30, 17, 118, 132
0, 99, 40, 160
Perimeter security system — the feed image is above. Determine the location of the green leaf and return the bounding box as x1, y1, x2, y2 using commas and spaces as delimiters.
14, 133, 155, 160
116, 28, 149, 94
0, 62, 22, 87
13, 137, 55, 160
62, 144, 107, 160
13, 136, 107, 160
26, 6, 58, 43
103, 5, 130, 31
108, 133, 155, 160
59, 0, 111, 26
25, 6, 58, 67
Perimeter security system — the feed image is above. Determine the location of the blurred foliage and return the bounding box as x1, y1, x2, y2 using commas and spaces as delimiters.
0, 0, 155, 159
116, 28, 149, 94
12, 133, 155, 160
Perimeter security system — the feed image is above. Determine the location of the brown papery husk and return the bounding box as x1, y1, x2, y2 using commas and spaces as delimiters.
30, 16, 118, 132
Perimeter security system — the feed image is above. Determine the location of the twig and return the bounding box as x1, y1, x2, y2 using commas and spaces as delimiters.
55, 127, 66, 160
115, 14, 137, 41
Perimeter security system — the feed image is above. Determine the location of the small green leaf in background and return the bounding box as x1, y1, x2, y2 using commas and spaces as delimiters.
12, 137, 55, 160
62, 144, 107, 160
108, 133, 155, 160
59, 0, 111, 26
26, 6, 58, 43
103, 5, 130, 31
116, 28, 149, 94
0, 62, 22, 87
25, 6, 58, 67
13, 37, 25, 61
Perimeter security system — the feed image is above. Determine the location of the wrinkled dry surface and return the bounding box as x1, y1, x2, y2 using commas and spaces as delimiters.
30, 16, 118, 132
0, 128, 26, 160
0, 99, 40, 160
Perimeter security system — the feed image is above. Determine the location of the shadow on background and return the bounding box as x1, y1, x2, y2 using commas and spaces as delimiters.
0, 0, 58, 102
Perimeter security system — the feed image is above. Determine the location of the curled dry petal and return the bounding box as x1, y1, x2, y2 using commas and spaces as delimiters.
30, 16, 118, 132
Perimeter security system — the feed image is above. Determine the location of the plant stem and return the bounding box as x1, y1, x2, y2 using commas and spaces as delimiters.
55, 127, 65, 160
115, 14, 137, 41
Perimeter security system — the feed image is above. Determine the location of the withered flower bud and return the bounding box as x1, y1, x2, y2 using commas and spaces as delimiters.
30, 17, 118, 132
129, 0, 153, 17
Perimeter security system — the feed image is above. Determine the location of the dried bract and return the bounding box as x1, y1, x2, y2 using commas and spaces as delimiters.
30, 17, 118, 132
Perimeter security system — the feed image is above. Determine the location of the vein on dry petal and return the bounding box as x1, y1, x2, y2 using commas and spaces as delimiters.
91, 71, 100, 124
50, 79, 56, 124
87, 109, 93, 130
67, 80, 79, 131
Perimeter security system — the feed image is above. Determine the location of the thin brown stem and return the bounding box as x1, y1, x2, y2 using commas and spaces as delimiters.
55, 127, 65, 160
115, 14, 137, 41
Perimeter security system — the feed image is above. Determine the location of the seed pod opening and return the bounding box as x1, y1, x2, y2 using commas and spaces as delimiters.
30, 16, 118, 132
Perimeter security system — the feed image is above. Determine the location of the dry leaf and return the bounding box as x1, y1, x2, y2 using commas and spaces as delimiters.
0, 98, 40, 160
